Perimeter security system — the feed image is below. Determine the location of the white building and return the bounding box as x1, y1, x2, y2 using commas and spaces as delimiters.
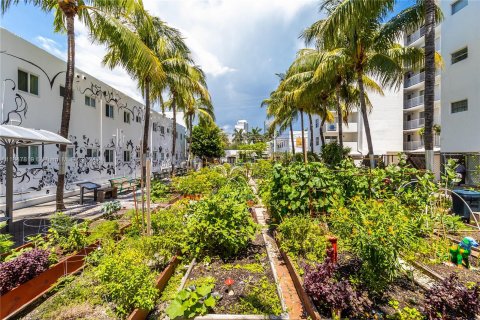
234, 120, 248, 133
0, 28, 187, 208
311, 87, 404, 159
269, 130, 308, 155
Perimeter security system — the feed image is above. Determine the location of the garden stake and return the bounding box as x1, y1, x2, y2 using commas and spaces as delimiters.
327, 236, 338, 264
132, 185, 140, 227
146, 159, 152, 236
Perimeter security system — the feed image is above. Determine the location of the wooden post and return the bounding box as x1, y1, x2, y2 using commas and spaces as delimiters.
140, 140, 146, 234
132, 185, 139, 226
146, 159, 152, 236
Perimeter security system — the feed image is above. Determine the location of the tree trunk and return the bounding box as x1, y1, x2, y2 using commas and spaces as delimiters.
171, 99, 177, 174
335, 88, 344, 148
188, 114, 193, 168
357, 72, 375, 168
424, 0, 436, 172
289, 121, 295, 155
320, 117, 326, 147
308, 113, 314, 153
142, 79, 150, 181
300, 110, 307, 163
55, 14, 75, 211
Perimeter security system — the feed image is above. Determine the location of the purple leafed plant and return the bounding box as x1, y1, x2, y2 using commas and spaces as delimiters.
425, 273, 480, 320
303, 254, 370, 320
0, 248, 50, 295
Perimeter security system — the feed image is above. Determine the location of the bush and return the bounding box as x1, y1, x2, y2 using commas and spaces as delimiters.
321, 142, 351, 167
277, 216, 329, 266
172, 167, 227, 196
101, 200, 122, 219
251, 159, 273, 179
87, 220, 119, 244
0, 248, 50, 294
95, 246, 158, 316
166, 282, 219, 319
425, 273, 480, 319
150, 180, 171, 203
330, 198, 419, 293
184, 187, 258, 258
304, 256, 371, 320
0, 222, 13, 258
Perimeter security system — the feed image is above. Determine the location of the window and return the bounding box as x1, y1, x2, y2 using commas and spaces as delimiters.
315, 118, 319, 128
167, 128, 170, 133
18, 70, 39, 95
123, 150, 130, 162
160, 126, 165, 134
60, 86, 65, 97
105, 149, 114, 163
124, 111, 130, 124
452, 47, 468, 64
86, 148, 99, 158
17, 146, 38, 165
105, 104, 114, 118
135, 115, 141, 123
451, 99, 468, 113
452, 0, 468, 14
316, 137, 319, 146
160, 152, 164, 160
153, 123, 158, 132
85, 95, 96, 107
153, 151, 158, 161
67, 147, 74, 158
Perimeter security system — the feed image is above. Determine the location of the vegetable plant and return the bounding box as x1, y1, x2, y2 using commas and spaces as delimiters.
0, 221, 13, 258
101, 200, 122, 219
166, 283, 219, 319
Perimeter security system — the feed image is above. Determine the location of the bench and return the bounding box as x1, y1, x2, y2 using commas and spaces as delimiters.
109, 177, 139, 193
97, 186, 118, 202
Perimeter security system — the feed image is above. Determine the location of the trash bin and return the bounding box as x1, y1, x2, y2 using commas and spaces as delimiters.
452, 189, 480, 222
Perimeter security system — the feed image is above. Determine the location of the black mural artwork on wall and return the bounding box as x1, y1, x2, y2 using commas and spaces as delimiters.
2, 79, 28, 125
1, 51, 66, 89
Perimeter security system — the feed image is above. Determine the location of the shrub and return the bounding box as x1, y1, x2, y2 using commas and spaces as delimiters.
425, 273, 480, 320
0, 222, 13, 258
87, 220, 119, 243
321, 142, 351, 167
330, 198, 419, 293
101, 200, 122, 219
166, 282, 219, 319
277, 216, 329, 266
172, 167, 227, 196
151, 207, 185, 254
251, 159, 273, 179
150, 180, 171, 203
0, 248, 50, 294
95, 246, 158, 316
184, 189, 257, 258
304, 256, 371, 320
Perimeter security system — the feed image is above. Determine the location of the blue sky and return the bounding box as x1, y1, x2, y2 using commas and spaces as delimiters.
0, 0, 414, 133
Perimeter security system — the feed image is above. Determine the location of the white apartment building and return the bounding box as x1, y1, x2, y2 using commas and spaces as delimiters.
234, 120, 248, 133
311, 87, 404, 158
269, 130, 309, 155
0, 28, 187, 208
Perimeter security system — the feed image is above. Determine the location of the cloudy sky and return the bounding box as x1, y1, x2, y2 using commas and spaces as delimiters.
1, 0, 412, 133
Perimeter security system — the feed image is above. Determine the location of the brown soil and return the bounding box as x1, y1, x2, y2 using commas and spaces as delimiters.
186, 233, 281, 315
428, 263, 480, 284
375, 276, 427, 316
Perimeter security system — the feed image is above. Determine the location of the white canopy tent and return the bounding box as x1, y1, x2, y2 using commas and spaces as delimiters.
0, 125, 71, 232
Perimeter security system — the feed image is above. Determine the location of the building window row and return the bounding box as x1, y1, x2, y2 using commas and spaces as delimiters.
18, 70, 39, 96
451, 99, 468, 114
451, 0, 468, 15
451, 47, 468, 64
124, 111, 131, 124
85, 95, 96, 108
105, 104, 114, 118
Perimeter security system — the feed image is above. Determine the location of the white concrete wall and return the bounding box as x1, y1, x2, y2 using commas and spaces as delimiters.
440, 0, 480, 153
0, 28, 186, 205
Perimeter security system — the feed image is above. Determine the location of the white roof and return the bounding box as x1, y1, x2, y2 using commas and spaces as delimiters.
0, 125, 72, 146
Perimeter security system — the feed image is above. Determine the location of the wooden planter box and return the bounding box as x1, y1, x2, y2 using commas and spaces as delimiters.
0, 242, 100, 319
183, 194, 202, 201
127, 256, 180, 320
273, 232, 322, 320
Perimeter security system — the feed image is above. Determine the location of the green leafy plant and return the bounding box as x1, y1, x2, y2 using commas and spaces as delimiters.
166, 282, 219, 319
277, 216, 329, 267
150, 180, 172, 203
184, 183, 258, 258
87, 220, 119, 243
101, 200, 122, 219
0, 222, 14, 258
321, 141, 351, 167
387, 300, 424, 320
172, 166, 227, 196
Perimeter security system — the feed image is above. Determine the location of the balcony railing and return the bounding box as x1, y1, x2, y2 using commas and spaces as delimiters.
404, 136, 440, 151
405, 27, 425, 46
404, 72, 425, 88
404, 95, 424, 109
404, 118, 425, 130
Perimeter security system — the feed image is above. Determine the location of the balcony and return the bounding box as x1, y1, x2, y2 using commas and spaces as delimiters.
326, 123, 337, 132
404, 118, 425, 130
404, 72, 425, 88
405, 27, 425, 46
325, 122, 358, 133
403, 136, 440, 151
404, 95, 424, 109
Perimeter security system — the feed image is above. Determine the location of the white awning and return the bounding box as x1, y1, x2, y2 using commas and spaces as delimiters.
0, 125, 71, 146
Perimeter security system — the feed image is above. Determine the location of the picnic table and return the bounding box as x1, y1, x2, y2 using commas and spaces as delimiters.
109, 177, 139, 193
76, 182, 101, 205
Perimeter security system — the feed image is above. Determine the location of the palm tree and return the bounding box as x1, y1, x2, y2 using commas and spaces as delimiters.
383, 0, 443, 171
184, 98, 214, 167
249, 127, 263, 143
306, 0, 424, 168
1, 0, 149, 210
232, 129, 245, 144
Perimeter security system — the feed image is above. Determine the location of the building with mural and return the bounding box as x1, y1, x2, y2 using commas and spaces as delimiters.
0, 28, 187, 208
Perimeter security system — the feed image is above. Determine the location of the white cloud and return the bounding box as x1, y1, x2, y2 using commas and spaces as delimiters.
35, 36, 65, 59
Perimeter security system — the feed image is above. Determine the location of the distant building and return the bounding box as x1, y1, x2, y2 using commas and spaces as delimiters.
268, 130, 309, 155
234, 120, 248, 132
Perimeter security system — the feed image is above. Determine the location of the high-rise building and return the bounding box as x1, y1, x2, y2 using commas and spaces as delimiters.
234, 120, 248, 133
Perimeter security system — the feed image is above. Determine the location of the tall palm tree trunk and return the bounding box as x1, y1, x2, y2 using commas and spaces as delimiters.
56, 13, 75, 211
142, 79, 150, 181
188, 114, 193, 168
171, 100, 177, 174
308, 113, 314, 152
335, 88, 344, 148
424, 0, 436, 172
357, 72, 375, 168
300, 110, 307, 163
320, 118, 326, 147
289, 122, 295, 155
